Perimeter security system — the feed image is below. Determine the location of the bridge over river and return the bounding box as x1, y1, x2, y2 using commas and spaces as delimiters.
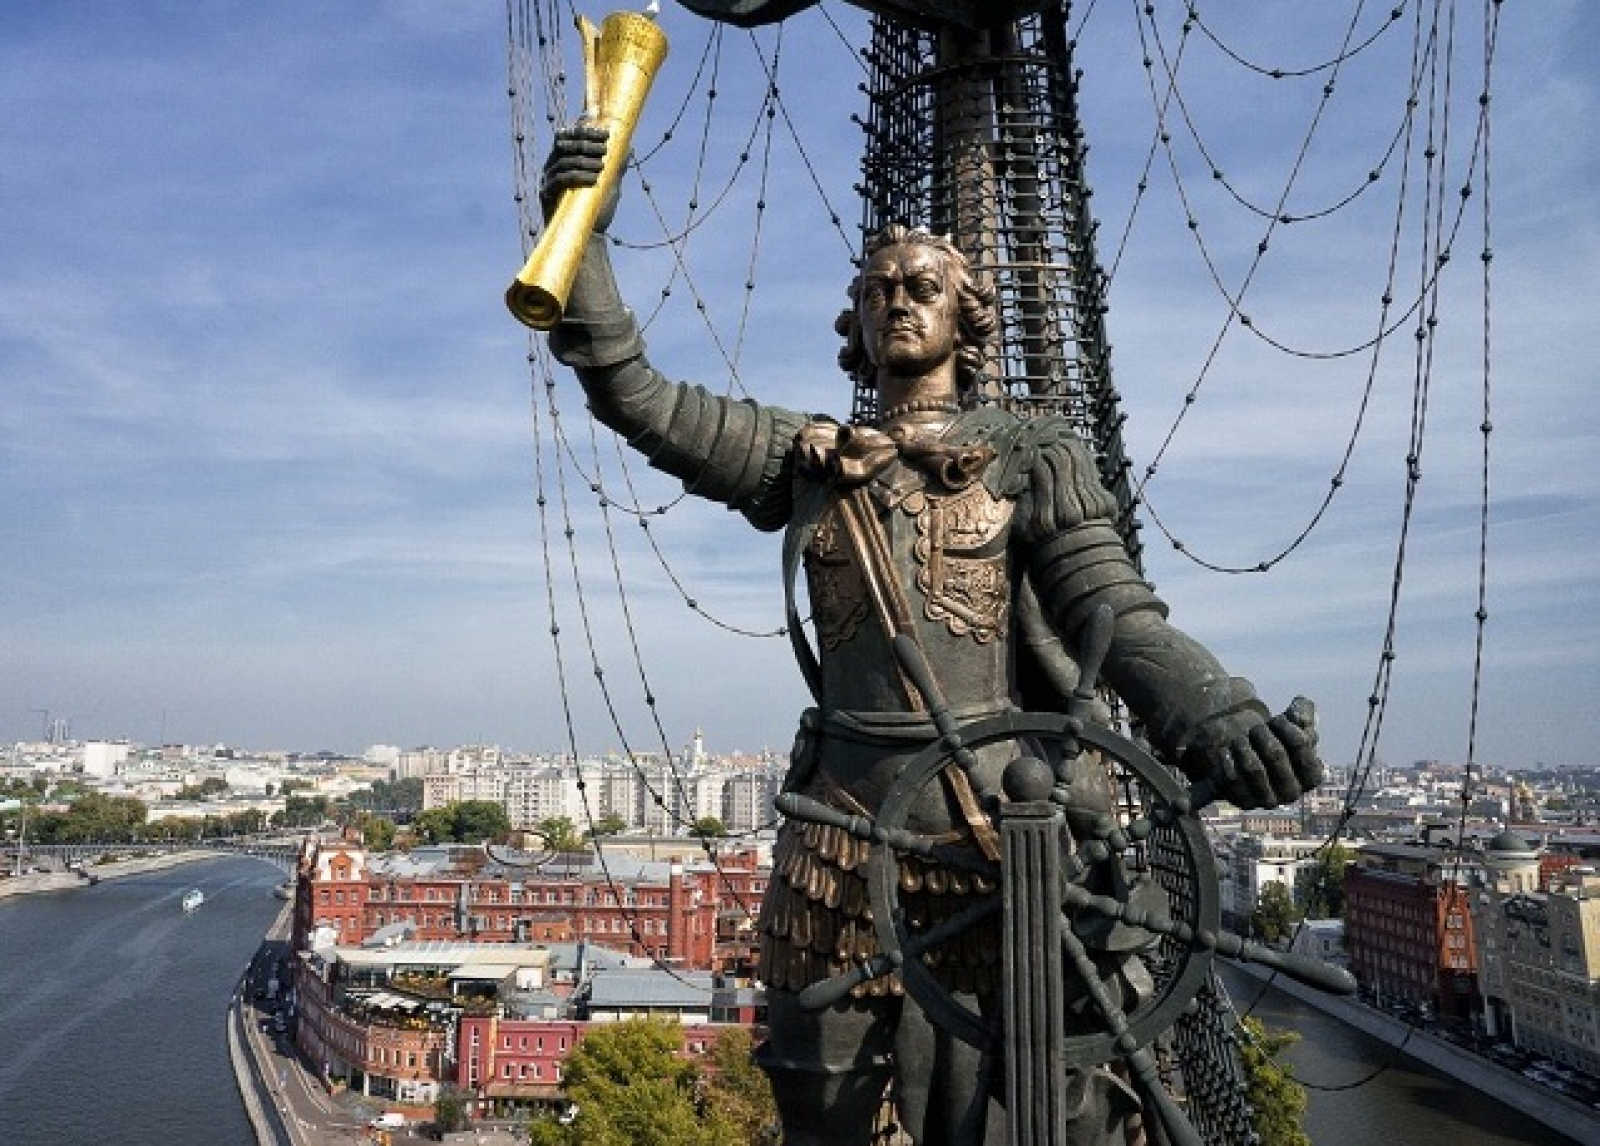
4, 832, 309, 880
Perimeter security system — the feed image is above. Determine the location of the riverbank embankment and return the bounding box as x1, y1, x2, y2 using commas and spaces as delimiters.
0, 850, 224, 900
1228, 959, 1600, 1143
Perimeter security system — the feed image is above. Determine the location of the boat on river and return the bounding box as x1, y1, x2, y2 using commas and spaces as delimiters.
182, 888, 204, 913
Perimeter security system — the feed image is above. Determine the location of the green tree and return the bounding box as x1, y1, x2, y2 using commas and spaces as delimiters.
411, 805, 456, 845
434, 1085, 471, 1134
413, 801, 511, 845
1250, 881, 1301, 945
175, 776, 230, 801
345, 777, 424, 815
224, 808, 267, 836
525, 1019, 744, 1146
690, 816, 727, 839
360, 814, 397, 851
1239, 1017, 1311, 1146
25, 808, 68, 844
1298, 843, 1353, 918
702, 1027, 777, 1144
586, 814, 629, 839
536, 816, 586, 852
279, 794, 332, 829
47, 792, 148, 842
453, 800, 511, 844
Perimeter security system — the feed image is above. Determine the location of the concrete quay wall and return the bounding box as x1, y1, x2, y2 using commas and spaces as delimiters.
1229, 959, 1600, 1142
0, 850, 222, 899
230, 995, 291, 1146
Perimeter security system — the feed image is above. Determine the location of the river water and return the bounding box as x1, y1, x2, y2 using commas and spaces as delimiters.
0, 863, 1576, 1145
1215, 964, 1579, 1146
0, 858, 283, 1145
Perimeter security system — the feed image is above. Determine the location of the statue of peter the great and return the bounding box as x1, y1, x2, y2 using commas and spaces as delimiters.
538, 123, 1323, 1145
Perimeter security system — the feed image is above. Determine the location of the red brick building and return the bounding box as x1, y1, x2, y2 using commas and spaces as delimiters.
294, 957, 458, 1106
290, 933, 764, 1116
1344, 842, 1480, 1020
291, 839, 766, 973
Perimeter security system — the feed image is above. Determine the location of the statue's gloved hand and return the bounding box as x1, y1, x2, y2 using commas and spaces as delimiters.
1177, 696, 1322, 810
539, 124, 618, 231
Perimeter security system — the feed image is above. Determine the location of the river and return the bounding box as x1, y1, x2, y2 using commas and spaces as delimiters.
1215, 964, 1581, 1146
0, 857, 283, 1145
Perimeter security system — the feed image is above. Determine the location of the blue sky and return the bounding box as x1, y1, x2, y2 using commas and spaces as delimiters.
2, 2, 1595, 771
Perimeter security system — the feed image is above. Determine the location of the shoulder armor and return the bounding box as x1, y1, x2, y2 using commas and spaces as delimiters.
966, 411, 1100, 500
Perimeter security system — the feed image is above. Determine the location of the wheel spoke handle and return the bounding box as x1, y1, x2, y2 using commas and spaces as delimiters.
1122, 1044, 1204, 1146
798, 894, 1002, 1011
1057, 924, 1202, 1146
1059, 883, 1356, 996
1213, 934, 1358, 995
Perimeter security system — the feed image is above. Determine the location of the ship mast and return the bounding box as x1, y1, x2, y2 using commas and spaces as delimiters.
851, 6, 1143, 570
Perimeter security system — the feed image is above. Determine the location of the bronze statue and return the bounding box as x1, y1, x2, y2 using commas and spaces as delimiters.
537, 125, 1323, 1146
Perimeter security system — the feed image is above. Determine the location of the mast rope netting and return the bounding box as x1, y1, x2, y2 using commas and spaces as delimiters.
502, 0, 1501, 1134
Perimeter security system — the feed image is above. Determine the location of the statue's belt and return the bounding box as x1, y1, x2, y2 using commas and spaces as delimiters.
818, 702, 1018, 745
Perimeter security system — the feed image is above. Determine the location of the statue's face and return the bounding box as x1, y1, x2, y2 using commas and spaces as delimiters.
857, 243, 959, 379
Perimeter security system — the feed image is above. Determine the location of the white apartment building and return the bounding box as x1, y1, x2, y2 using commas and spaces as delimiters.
636, 764, 725, 836
80, 740, 131, 779
582, 764, 641, 825
1472, 831, 1600, 1071
420, 753, 784, 839
397, 747, 447, 780
721, 768, 783, 835
447, 744, 503, 772
1218, 834, 1326, 932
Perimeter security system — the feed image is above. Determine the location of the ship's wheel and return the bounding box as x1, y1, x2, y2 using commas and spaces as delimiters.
776, 612, 1353, 1145
780, 708, 1221, 1055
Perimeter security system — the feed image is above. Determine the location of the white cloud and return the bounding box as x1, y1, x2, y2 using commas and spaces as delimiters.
2, 2, 1595, 770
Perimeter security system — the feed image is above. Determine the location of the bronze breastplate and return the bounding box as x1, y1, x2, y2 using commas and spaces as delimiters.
802, 464, 1015, 713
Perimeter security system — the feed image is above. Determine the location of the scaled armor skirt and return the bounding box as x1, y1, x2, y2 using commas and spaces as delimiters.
758, 707, 1012, 1000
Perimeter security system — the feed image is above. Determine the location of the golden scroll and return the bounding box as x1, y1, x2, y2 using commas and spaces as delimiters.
505, 11, 670, 330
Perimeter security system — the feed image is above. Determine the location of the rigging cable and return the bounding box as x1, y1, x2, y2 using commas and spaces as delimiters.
1226, 0, 1502, 1096
1130, 0, 1492, 574
508, 4, 877, 951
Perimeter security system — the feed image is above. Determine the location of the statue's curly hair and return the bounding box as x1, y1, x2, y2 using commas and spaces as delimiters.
835, 224, 997, 394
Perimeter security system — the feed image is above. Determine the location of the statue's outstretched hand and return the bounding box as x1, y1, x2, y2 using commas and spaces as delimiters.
539, 124, 617, 231
1180, 697, 1323, 810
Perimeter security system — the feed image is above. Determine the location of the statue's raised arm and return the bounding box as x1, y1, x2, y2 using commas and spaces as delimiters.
539, 126, 806, 534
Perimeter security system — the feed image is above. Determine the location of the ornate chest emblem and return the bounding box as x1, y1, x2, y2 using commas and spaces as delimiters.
803, 506, 870, 650
907, 482, 1012, 642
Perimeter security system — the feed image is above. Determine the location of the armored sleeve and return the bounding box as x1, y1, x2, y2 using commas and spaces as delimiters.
1014, 419, 1266, 771
1011, 418, 1161, 634
546, 234, 803, 532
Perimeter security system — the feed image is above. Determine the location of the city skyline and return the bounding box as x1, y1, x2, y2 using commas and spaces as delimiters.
3, 3, 1597, 769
